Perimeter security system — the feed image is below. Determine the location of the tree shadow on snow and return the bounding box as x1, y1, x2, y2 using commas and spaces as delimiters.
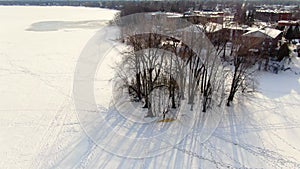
258, 59, 300, 99
208, 95, 300, 168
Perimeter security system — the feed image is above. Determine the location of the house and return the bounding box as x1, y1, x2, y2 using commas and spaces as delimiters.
182, 10, 224, 25
223, 24, 257, 41
255, 9, 292, 22
278, 20, 299, 27
242, 27, 282, 58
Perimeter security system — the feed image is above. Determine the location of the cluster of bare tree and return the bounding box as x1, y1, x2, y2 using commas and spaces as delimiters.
116, 33, 183, 117
113, 14, 263, 119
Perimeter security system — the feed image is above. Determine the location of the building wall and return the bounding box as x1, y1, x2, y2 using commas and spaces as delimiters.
255, 11, 292, 22
250, 35, 282, 58
183, 15, 223, 25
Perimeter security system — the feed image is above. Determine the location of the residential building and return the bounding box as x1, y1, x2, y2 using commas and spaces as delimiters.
242, 27, 282, 58
182, 10, 224, 25
255, 9, 292, 22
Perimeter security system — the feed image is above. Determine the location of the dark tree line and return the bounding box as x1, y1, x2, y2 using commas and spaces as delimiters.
285, 25, 300, 42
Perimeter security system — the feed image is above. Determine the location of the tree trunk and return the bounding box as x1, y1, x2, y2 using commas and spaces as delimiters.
171, 84, 176, 108
227, 64, 239, 106
227, 93, 234, 106
264, 57, 269, 71
202, 95, 207, 112
136, 73, 142, 100
146, 100, 154, 117
223, 42, 226, 60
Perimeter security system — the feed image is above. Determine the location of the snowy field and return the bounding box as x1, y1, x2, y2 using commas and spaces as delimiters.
1, 6, 300, 169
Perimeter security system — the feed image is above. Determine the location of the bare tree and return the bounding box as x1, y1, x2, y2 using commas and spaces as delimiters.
118, 14, 193, 117
177, 24, 225, 112
117, 13, 227, 117
226, 36, 262, 106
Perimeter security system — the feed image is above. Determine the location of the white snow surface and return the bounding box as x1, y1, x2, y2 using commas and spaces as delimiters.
0, 6, 300, 169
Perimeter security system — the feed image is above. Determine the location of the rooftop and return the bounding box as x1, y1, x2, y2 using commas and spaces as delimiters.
243, 27, 282, 39
255, 9, 292, 14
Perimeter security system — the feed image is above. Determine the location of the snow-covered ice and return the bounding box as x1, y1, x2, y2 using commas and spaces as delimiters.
0, 6, 300, 169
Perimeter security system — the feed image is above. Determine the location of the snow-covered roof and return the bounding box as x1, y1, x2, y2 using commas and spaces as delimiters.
199, 22, 223, 33
150, 11, 182, 18
224, 24, 258, 31
184, 10, 224, 18
278, 20, 299, 25
178, 23, 223, 33
193, 10, 224, 16
243, 28, 282, 39
256, 9, 291, 14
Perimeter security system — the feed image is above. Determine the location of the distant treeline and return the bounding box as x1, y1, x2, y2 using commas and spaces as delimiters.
0, 1, 104, 7
1, 1, 299, 12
